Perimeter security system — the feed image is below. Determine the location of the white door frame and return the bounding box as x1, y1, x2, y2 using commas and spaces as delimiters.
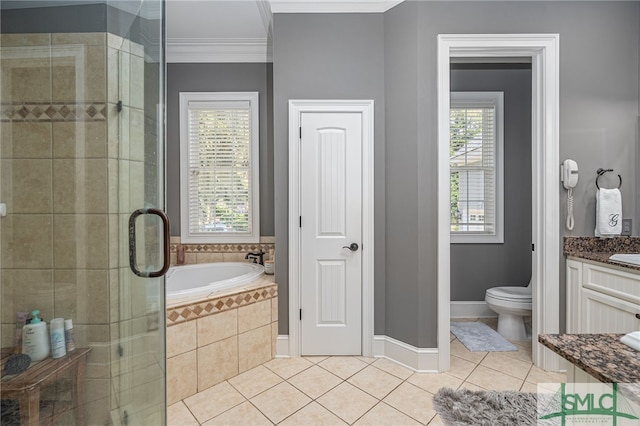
288, 99, 375, 357
437, 34, 561, 371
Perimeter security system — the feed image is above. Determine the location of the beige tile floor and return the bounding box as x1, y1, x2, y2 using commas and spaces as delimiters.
168, 318, 567, 425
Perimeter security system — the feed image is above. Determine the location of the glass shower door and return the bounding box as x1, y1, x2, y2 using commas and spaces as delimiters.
111, 1, 166, 424
0, 1, 166, 424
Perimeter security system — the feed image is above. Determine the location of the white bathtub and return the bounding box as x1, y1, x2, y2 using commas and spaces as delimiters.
166, 262, 264, 305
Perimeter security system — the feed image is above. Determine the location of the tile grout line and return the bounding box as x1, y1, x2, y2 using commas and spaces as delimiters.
272, 358, 408, 425
360, 362, 434, 425
247, 397, 276, 425
519, 362, 535, 392
182, 333, 543, 426
218, 359, 343, 425
177, 400, 200, 426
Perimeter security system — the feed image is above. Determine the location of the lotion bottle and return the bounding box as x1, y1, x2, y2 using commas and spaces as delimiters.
22, 310, 50, 362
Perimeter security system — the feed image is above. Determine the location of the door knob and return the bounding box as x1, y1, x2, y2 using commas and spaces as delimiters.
342, 243, 359, 252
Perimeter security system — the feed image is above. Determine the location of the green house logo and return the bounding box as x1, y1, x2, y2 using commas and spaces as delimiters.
538, 383, 640, 425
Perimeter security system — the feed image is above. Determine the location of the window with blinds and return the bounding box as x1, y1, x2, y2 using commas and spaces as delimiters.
179, 92, 260, 243
450, 92, 504, 243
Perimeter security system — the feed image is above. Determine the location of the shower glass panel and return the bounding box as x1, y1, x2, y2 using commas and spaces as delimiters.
0, 1, 166, 425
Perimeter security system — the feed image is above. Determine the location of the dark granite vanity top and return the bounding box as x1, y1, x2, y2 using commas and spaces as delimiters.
539, 334, 640, 383
564, 236, 640, 272
539, 334, 640, 403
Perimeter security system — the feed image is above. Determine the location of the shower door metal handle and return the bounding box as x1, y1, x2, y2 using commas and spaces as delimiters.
129, 208, 171, 278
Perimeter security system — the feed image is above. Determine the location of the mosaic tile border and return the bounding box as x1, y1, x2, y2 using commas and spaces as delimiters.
0, 102, 108, 122
166, 283, 277, 326
170, 242, 275, 254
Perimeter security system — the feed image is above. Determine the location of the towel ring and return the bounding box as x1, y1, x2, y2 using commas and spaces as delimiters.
595, 168, 622, 190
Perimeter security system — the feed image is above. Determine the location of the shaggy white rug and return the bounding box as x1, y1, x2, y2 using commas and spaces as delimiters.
433, 387, 545, 426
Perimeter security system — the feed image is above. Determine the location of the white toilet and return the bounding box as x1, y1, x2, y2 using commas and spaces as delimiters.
485, 281, 532, 341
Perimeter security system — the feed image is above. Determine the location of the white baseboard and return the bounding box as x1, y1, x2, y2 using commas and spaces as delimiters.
373, 335, 440, 372
275, 335, 290, 358
276, 333, 441, 371
450, 301, 497, 319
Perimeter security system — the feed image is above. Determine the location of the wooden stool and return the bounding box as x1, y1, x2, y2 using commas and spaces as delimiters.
1, 347, 91, 426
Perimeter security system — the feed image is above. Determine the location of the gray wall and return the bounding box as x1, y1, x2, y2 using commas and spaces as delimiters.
274, 1, 639, 349
389, 0, 638, 346
166, 63, 275, 236
383, 1, 423, 346
450, 65, 532, 301
273, 13, 386, 335
638, 32, 640, 235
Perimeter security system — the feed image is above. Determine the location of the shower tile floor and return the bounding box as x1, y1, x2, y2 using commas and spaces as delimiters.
168, 318, 566, 425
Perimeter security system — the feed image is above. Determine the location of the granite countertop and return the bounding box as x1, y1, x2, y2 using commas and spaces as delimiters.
539, 334, 640, 402
564, 236, 640, 272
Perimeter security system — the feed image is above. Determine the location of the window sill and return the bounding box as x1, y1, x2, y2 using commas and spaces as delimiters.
451, 234, 504, 244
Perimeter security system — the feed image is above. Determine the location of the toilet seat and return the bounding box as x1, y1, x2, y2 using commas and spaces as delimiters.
486, 286, 532, 303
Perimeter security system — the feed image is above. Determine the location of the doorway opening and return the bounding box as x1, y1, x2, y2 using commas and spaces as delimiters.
437, 34, 561, 372
449, 60, 533, 351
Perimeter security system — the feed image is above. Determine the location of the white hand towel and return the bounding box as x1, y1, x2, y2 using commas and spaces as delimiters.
595, 188, 622, 237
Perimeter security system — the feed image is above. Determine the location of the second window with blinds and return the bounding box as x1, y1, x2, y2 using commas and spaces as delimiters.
450, 91, 504, 243
179, 92, 260, 243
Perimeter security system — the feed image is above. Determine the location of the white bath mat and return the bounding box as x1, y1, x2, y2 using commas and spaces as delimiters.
450, 321, 517, 352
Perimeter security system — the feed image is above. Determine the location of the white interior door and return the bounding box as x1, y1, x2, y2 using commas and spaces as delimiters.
300, 112, 363, 355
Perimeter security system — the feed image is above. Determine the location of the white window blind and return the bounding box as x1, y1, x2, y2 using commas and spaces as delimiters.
450, 92, 504, 243
180, 92, 259, 243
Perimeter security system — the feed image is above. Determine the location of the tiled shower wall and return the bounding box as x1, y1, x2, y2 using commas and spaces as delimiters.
0, 32, 160, 425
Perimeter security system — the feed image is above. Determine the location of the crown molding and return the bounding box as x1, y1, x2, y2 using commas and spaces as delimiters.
270, 0, 404, 14
166, 38, 272, 63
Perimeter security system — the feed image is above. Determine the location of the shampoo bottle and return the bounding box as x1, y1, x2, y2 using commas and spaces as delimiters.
50, 318, 66, 358
22, 310, 50, 362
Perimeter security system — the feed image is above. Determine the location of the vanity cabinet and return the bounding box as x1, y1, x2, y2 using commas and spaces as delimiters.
566, 259, 640, 334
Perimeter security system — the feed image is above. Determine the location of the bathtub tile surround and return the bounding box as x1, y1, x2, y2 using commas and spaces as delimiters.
169, 319, 566, 425
166, 276, 276, 323
238, 295, 272, 332
196, 335, 238, 391
166, 277, 278, 404
239, 323, 273, 372
167, 350, 198, 404
197, 308, 237, 346
169, 236, 275, 266
166, 320, 197, 358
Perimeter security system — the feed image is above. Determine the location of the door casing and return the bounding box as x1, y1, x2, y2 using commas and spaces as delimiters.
437, 34, 561, 372
288, 99, 375, 357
